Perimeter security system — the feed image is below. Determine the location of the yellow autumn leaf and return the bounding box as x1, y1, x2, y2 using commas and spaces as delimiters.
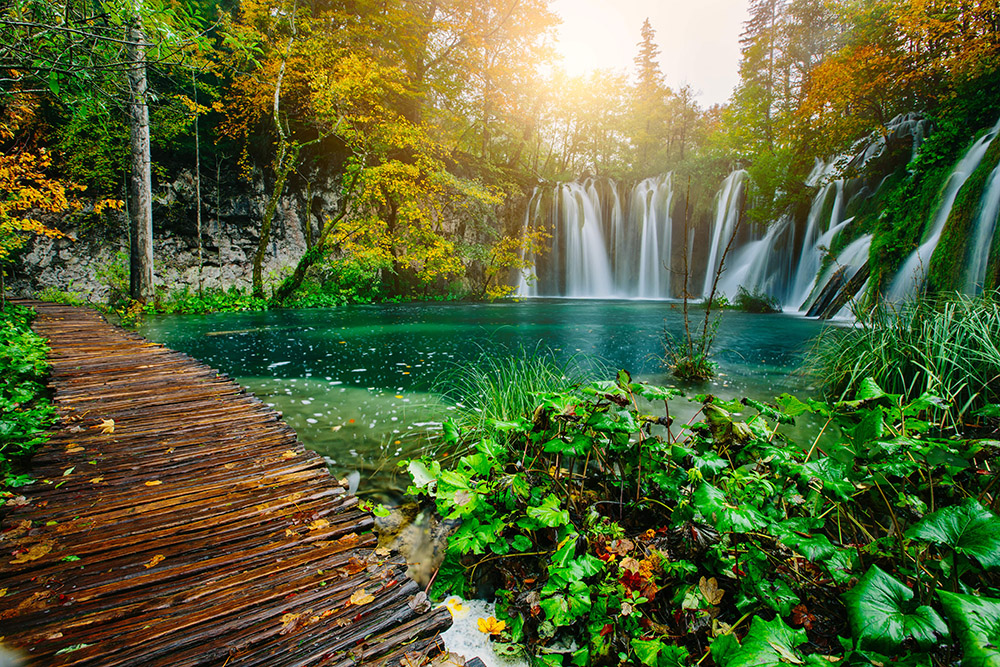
144, 480, 162, 487
93, 419, 115, 434
308, 519, 330, 531
90, 477, 103, 484
477, 616, 506, 635
66, 446, 84, 453
349, 589, 375, 606
10, 542, 53, 564
145, 554, 165, 569
281, 450, 298, 459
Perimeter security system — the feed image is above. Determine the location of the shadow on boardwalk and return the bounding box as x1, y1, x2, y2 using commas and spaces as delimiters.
0, 302, 451, 666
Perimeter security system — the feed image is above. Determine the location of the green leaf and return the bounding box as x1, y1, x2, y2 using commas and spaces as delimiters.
857, 377, 887, 401
441, 419, 460, 446
842, 565, 948, 652
743, 398, 794, 424
407, 459, 439, 488
974, 404, 1000, 419
694, 482, 767, 532
630, 383, 682, 402
526, 494, 570, 528
713, 616, 807, 667
631, 639, 664, 666
938, 590, 1000, 667
776, 393, 814, 417
511, 534, 533, 552
906, 498, 1000, 569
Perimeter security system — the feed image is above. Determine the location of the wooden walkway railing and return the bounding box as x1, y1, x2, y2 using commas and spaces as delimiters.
0, 302, 451, 666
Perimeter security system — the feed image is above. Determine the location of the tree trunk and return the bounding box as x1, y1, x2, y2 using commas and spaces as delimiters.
127, 13, 154, 302
252, 140, 299, 299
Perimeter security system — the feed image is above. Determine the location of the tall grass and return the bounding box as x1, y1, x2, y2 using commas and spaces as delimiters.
807, 291, 1000, 430
434, 344, 598, 442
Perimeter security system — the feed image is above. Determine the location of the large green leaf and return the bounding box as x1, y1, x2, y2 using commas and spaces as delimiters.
906, 498, 1000, 569
524, 494, 571, 528
842, 565, 949, 652
694, 482, 767, 532
712, 616, 807, 667
938, 590, 1000, 667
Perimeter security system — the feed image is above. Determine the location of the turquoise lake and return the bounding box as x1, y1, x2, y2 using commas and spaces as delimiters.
140, 299, 829, 495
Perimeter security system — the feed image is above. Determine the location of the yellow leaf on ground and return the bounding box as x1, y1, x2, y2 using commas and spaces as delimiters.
93, 419, 115, 434
308, 519, 330, 531
66, 446, 84, 453
90, 478, 103, 484
350, 589, 375, 606
144, 480, 162, 487
144, 554, 165, 569
281, 450, 298, 459
10, 542, 53, 564
477, 616, 506, 635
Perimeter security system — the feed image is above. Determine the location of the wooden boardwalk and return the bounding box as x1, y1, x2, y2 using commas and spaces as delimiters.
0, 302, 451, 666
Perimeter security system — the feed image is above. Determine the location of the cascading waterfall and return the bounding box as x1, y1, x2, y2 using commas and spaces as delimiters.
632, 174, 674, 298
560, 182, 615, 297
963, 164, 1000, 294
887, 117, 1000, 302
702, 170, 747, 298
715, 215, 796, 302
512, 114, 981, 312
788, 179, 847, 310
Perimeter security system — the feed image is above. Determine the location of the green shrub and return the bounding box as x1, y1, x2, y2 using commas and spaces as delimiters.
734, 286, 781, 313
0, 304, 53, 491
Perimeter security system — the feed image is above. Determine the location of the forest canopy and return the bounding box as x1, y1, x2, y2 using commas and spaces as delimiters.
1, 0, 999, 300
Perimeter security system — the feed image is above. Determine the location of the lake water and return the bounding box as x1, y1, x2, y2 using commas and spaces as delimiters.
140, 299, 828, 495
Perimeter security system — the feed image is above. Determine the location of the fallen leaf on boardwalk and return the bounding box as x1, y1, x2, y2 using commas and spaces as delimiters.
477, 616, 506, 634
10, 541, 53, 564
408, 592, 430, 614
94, 419, 115, 434
44, 632, 63, 640
374, 546, 391, 557
62, 467, 74, 477
0, 588, 7, 597
279, 612, 303, 634
285, 529, 296, 538
144, 481, 162, 487
281, 450, 298, 459
699, 576, 724, 606
145, 554, 165, 569
68, 425, 84, 433
65, 446, 84, 454
308, 519, 330, 531
426, 653, 466, 667
349, 589, 375, 606
284, 492, 303, 503
90, 478, 103, 484
54, 643, 91, 655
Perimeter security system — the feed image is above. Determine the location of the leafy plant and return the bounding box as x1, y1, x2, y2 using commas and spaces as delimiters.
0, 304, 53, 496
404, 373, 1000, 665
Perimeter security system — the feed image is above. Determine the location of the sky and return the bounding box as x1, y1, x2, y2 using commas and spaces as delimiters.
547, 0, 751, 107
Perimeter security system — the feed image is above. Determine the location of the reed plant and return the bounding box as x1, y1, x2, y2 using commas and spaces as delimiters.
807, 291, 1000, 430
434, 344, 595, 441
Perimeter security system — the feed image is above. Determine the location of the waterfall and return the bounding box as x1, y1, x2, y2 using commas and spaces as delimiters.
515, 188, 543, 297
887, 117, 1000, 302
702, 170, 747, 298
964, 164, 1000, 294
799, 234, 872, 314
631, 174, 674, 298
788, 180, 847, 310
560, 182, 615, 297
715, 215, 796, 301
